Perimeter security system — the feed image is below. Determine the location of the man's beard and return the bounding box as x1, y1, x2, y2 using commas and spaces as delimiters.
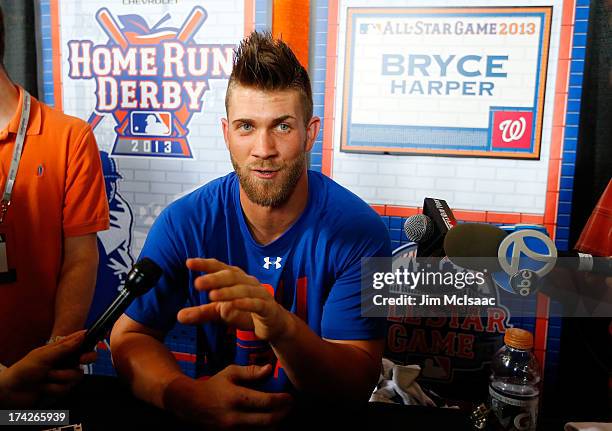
231, 152, 306, 208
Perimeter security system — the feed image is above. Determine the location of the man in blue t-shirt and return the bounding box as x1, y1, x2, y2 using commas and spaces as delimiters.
110, 31, 390, 429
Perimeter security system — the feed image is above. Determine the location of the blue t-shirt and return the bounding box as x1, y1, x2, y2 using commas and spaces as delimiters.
126, 170, 390, 391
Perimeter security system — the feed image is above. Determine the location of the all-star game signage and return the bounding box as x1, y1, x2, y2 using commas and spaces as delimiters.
340, 7, 552, 159
67, 6, 233, 158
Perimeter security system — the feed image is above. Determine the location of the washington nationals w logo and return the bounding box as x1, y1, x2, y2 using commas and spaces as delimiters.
499, 117, 527, 143
491, 110, 534, 151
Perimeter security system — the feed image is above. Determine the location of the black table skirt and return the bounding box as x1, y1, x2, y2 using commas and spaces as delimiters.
17, 375, 471, 431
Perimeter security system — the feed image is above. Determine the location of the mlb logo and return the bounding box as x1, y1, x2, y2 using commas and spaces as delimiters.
491, 110, 533, 150
130, 111, 172, 137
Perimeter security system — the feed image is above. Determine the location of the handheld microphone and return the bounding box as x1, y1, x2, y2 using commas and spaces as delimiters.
81, 258, 162, 352
404, 198, 457, 257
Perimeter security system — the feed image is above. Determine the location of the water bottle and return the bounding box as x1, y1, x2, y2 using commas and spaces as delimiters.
489, 328, 541, 431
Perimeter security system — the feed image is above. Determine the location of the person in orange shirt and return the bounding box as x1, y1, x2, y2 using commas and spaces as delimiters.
0, 8, 109, 368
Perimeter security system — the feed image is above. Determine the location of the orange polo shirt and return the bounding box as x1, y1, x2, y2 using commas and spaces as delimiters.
0, 87, 109, 365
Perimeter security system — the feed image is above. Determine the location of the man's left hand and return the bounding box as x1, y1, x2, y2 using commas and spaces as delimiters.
178, 258, 293, 342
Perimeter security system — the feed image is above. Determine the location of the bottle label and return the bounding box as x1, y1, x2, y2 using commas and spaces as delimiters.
489, 384, 539, 431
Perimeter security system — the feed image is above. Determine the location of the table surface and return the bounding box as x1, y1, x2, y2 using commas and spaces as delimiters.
26, 375, 472, 430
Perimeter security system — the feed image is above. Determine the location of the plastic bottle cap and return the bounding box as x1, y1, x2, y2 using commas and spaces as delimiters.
504, 328, 534, 350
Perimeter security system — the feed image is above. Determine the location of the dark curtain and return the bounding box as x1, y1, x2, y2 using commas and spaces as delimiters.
552, 2, 612, 428
570, 0, 612, 243
0, 0, 37, 97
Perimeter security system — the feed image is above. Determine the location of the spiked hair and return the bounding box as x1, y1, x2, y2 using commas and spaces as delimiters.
225, 31, 313, 124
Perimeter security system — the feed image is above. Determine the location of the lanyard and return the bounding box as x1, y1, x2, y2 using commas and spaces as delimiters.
0, 91, 31, 224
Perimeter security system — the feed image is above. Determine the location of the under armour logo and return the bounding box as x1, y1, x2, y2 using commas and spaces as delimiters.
499, 117, 526, 143
263, 257, 282, 270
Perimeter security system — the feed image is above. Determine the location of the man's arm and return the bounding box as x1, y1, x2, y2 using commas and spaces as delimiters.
273, 312, 382, 403
110, 314, 292, 428
179, 259, 383, 403
110, 315, 184, 408
51, 234, 98, 337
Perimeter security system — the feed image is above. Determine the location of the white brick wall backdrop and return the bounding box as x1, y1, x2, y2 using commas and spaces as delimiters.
332, 0, 565, 214
58, 0, 243, 256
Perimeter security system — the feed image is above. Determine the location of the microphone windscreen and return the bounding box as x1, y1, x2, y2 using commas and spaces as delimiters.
444, 223, 508, 272
404, 214, 434, 243
125, 257, 163, 295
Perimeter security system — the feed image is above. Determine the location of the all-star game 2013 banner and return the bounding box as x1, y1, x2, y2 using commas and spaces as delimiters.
40, 1, 251, 369
340, 7, 552, 159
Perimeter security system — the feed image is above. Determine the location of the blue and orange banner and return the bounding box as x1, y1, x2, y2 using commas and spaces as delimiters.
41, 0, 254, 375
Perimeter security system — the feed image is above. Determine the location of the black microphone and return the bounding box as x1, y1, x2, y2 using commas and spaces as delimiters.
403, 198, 457, 257
443, 223, 509, 272
81, 258, 162, 352
555, 250, 612, 274
444, 223, 612, 302
444, 223, 612, 276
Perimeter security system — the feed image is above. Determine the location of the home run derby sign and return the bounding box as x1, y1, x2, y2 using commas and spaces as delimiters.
341, 7, 552, 159
66, 6, 234, 158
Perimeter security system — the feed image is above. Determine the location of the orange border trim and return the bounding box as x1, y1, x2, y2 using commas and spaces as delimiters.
532, 8, 553, 160
50, 0, 63, 110
272, 0, 310, 68
244, 0, 255, 35
340, 146, 543, 159
368, 206, 545, 224
321, 0, 339, 177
